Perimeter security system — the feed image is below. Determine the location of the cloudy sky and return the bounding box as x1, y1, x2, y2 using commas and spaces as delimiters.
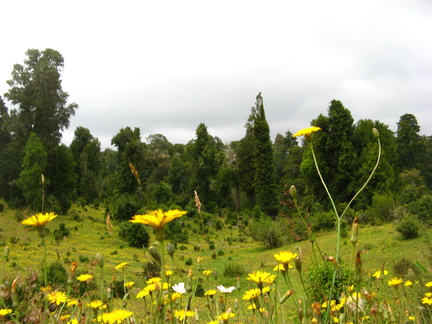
1, 0, 431, 149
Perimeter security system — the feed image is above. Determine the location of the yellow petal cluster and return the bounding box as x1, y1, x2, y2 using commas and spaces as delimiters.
292, 126, 322, 138
129, 209, 187, 230
21, 212, 57, 228
97, 309, 133, 323
47, 291, 67, 305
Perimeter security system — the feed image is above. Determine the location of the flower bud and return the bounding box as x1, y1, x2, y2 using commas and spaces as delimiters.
289, 185, 297, 199
350, 217, 359, 245
95, 253, 104, 269
166, 243, 176, 257
3, 246, 9, 262
295, 257, 302, 273
149, 246, 161, 266
279, 290, 294, 304
372, 127, 379, 138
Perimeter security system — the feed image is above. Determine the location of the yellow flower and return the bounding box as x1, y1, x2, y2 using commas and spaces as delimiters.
47, 291, 67, 305
21, 212, 57, 228
426, 281, 432, 287
77, 274, 93, 282
136, 289, 150, 299
0, 309, 12, 316
274, 251, 297, 268
217, 312, 235, 321
115, 262, 128, 271
170, 292, 182, 301
174, 309, 195, 321
202, 270, 213, 277
247, 271, 272, 285
425, 292, 432, 297
165, 270, 173, 277
372, 269, 388, 278
422, 297, 432, 305
67, 319, 79, 324
204, 289, 217, 297
67, 298, 79, 306
243, 288, 261, 300
124, 281, 135, 288
87, 300, 107, 310
292, 126, 322, 139
129, 209, 187, 241
404, 280, 413, 286
387, 277, 403, 287
97, 309, 133, 323
146, 277, 161, 284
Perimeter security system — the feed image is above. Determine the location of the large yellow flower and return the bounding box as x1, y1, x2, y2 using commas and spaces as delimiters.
47, 291, 67, 305
129, 209, 187, 241
21, 212, 57, 228
243, 288, 261, 300
247, 271, 273, 285
0, 309, 12, 316
174, 309, 195, 321
292, 126, 322, 139
77, 274, 93, 282
217, 312, 235, 321
274, 251, 297, 271
87, 300, 107, 310
97, 309, 133, 324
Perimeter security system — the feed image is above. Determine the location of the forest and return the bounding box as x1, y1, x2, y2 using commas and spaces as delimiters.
1, 48, 431, 246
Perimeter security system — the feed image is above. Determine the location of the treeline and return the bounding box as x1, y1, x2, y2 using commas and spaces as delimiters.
1, 49, 431, 229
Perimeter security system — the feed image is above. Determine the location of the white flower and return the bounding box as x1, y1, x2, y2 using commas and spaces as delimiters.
217, 285, 235, 293
172, 282, 186, 294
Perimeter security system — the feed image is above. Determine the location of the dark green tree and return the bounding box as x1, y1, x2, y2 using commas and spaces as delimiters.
4, 48, 77, 151
146, 134, 173, 185
0, 97, 12, 198
303, 100, 357, 205
111, 127, 147, 195
189, 123, 220, 211
16, 133, 47, 211
251, 93, 278, 217
396, 113, 424, 170
70, 127, 101, 203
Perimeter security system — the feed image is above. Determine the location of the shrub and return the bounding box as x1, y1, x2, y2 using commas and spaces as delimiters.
44, 262, 68, 287
112, 194, 142, 222
366, 193, 395, 224
395, 214, 421, 240
312, 211, 336, 231
185, 257, 193, 266
0, 202, 4, 212
249, 218, 288, 249
407, 194, 432, 225
118, 222, 150, 248
393, 257, 421, 276
165, 219, 189, 244
223, 262, 245, 278
53, 223, 71, 242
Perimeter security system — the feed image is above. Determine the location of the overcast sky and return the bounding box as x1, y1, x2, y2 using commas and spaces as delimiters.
1, 0, 431, 149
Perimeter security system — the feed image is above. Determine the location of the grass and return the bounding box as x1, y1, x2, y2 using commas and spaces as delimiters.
0, 203, 431, 323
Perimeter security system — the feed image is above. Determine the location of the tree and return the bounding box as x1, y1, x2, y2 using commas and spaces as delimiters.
0, 97, 12, 198
396, 113, 424, 170
16, 133, 47, 211
303, 100, 357, 205
250, 93, 278, 217
189, 123, 220, 211
70, 127, 101, 203
4, 48, 78, 151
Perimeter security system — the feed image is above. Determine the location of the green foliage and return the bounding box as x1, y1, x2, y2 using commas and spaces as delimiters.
365, 193, 395, 224
223, 262, 245, 278
312, 211, 336, 231
16, 133, 47, 211
112, 193, 142, 222
165, 219, 189, 244
306, 264, 351, 303
393, 257, 421, 276
118, 222, 150, 248
53, 223, 71, 242
44, 262, 68, 287
397, 113, 424, 170
407, 194, 432, 225
249, 218, 289, 249
396, 214, 421, 240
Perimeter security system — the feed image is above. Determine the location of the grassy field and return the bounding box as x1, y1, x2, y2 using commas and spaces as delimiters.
0, 203, 431, 322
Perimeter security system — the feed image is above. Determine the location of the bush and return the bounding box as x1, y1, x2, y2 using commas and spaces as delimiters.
393, 257, 421, 276
223, 262, 245, 278
249, 218, 288, 249
53, 223, 70, 242
44, 262, 68, 287
395, 214, 421, 240
118, 222, 150, 248
407, 194, 432, 225
112, 194, 142, 222
0, 202, 4, 212
312, 211, 336, 231
366, 193, 395, 224
165, 219, 189, 244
